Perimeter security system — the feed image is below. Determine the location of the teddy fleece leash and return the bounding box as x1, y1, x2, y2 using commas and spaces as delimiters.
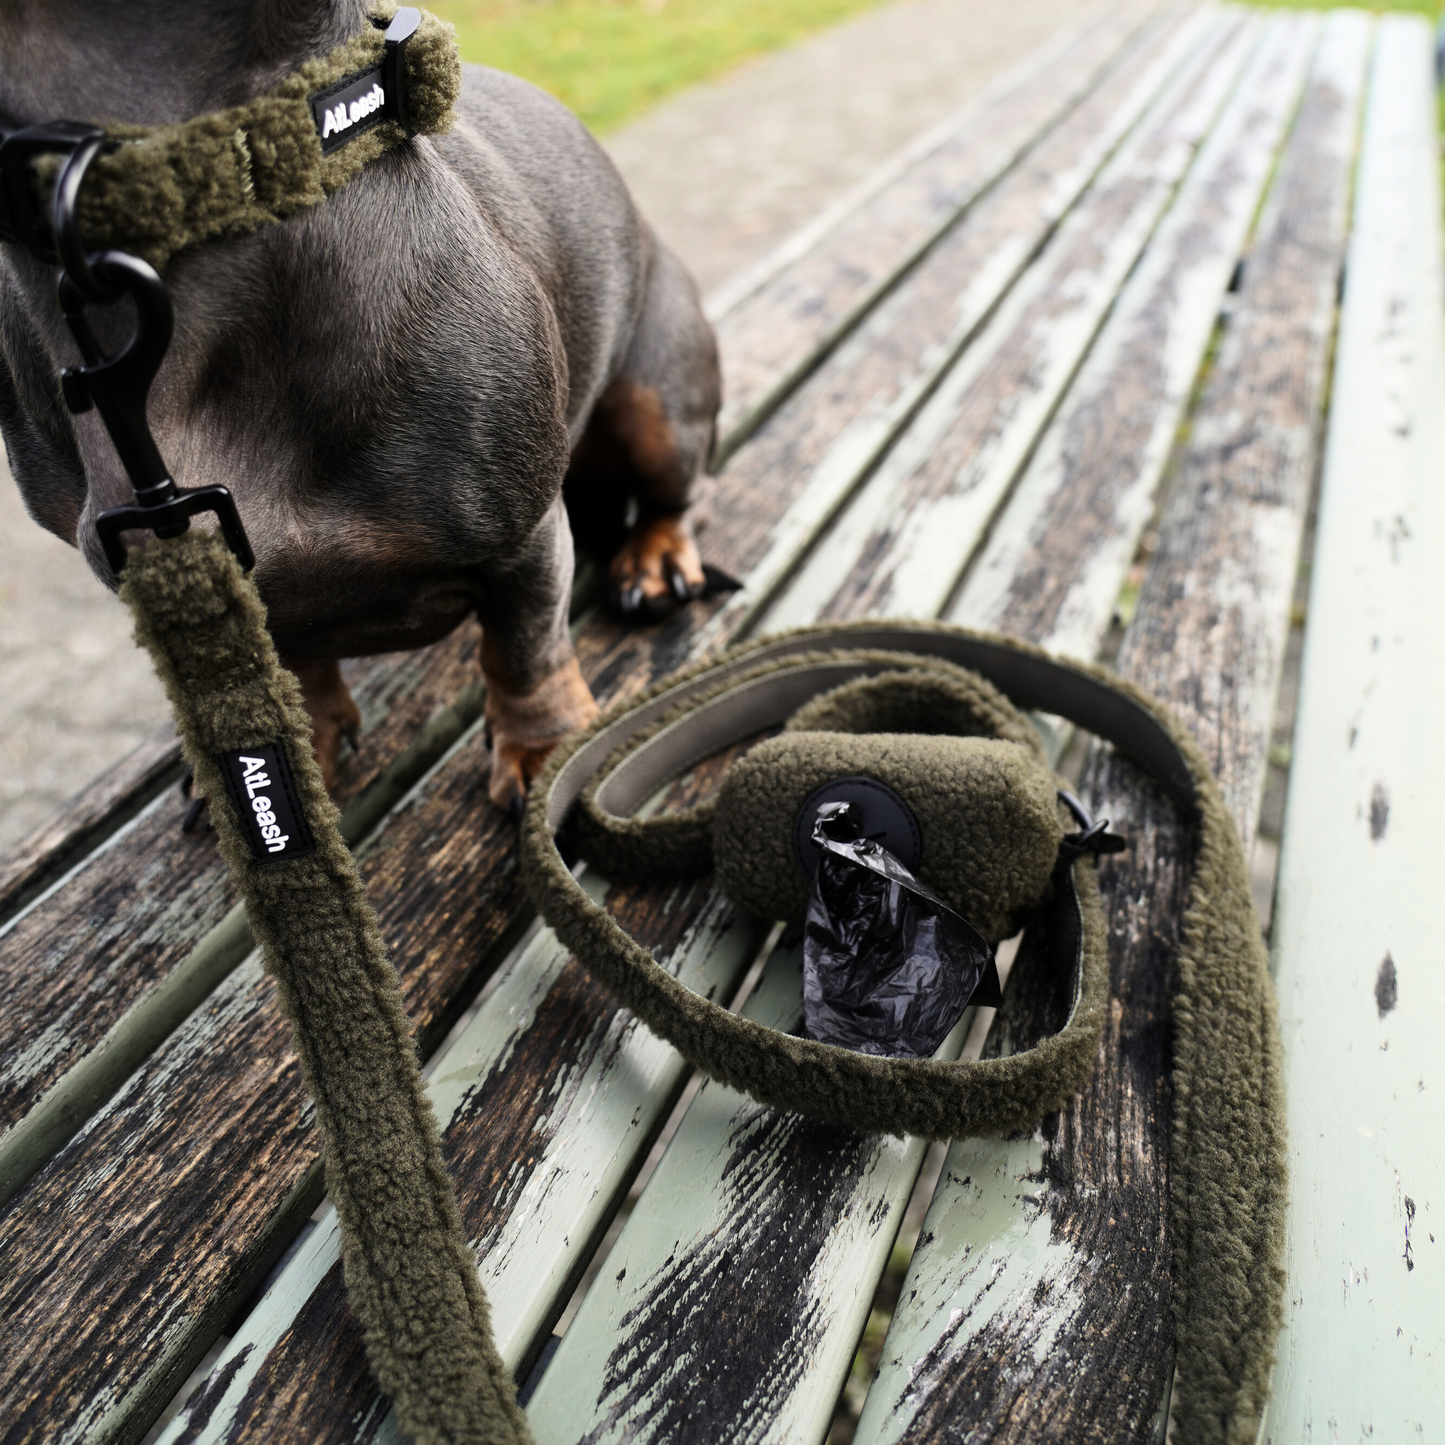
3, 22, 1284, 1441
522, 623, 1289, 1445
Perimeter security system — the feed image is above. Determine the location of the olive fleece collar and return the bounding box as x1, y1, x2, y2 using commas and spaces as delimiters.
30, 3, 461, 273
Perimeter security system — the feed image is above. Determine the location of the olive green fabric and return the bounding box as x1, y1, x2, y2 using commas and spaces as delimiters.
786, 664, 1046, 754
120, 530, 528, 1445
33, 3, 460, 274
524, 652, 1110, 1142
522, 622, 1287, 1445
715, 733, 1063, 940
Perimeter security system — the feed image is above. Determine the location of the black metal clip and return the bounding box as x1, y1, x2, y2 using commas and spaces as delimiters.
1057, 789, 1128, 863
380, 6, 421, 132
0, 121, 106, 263
28, 126, 255, 574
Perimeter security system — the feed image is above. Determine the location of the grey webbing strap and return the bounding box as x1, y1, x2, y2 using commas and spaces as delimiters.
549, 623, 1199, 833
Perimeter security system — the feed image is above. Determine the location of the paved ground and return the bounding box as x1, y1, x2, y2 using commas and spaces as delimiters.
0, 0, 1080, 853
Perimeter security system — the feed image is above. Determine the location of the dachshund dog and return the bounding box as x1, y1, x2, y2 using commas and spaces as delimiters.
0, 0, 721, 813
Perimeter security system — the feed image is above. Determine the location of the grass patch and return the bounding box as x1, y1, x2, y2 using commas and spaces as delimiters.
428, 0, 893, 134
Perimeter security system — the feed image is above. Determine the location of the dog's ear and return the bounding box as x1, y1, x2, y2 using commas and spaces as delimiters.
248, 0, 370, 67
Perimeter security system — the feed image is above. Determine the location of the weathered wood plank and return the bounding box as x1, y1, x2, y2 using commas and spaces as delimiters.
947, 4, 1315, 658
758, 9, 1264, 633
859, 14, 1368, 1440
710, 6, 1231, 639
0, 724, 181, 924
1266, 17, 1445, 1438
708, 0, 1168, 456
156, 874, 767, 1444
523, 945, 972, 1445
0, 622, 483, 1203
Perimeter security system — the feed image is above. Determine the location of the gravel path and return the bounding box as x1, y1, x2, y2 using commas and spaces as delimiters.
0, 0, 1079, 852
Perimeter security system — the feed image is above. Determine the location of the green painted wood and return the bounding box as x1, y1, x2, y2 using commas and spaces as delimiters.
757, 8, 1261, 633
1265, 16, 1445, 1439
717, 6, 1233, 642
524, 943, 975, 1445
154, 874, 768, 1443
947, 7, 1310, 659
859, 13, 1369, 1441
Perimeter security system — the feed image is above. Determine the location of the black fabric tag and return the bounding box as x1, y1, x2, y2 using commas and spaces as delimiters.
310, 67, 388, 154
217, 742, 316, 862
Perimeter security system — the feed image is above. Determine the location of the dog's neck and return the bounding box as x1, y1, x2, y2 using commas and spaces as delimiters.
0, 0, 371, 130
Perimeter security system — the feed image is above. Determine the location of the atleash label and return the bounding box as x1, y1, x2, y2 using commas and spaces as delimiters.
217, 742, 316, 862
310, 67, 389, 154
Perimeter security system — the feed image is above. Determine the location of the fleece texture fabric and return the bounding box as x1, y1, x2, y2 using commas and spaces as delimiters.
522, 622, 1287, 1445
526, 652, 1110, 1142
120, 531, 529, 1445
714, 732, 1063, 939
33, 3, 460, 274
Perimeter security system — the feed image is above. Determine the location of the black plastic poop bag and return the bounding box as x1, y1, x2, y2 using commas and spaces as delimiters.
803, 801, 1002, 1058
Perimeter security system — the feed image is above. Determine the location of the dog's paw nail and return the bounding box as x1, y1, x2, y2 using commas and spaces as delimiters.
619, 582, 644, 614
664, 556, 693, 604
508, 794, 525, 823
483, 721, 494, 749
343, 726, 361, 754
701, 563, 744, 596
182, 796, 209, 834
180, 766, 195, 800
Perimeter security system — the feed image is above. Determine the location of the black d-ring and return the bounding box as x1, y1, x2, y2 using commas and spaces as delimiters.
52, 133, 118, 304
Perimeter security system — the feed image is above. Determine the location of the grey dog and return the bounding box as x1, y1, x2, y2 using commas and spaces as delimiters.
0, 0, 722, 812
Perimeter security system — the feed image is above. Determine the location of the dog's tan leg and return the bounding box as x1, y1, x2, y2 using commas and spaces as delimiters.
481, 633, 597, 816
284, 657, 362, 791
573, 237, 720, 619
476, 495, 599, 815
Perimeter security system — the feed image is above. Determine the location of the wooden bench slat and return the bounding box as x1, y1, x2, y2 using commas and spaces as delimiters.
157, 873, 768, 1443
707, 0, 1167, 458
523, 944, 975, 1445
758, 8, 1259, 633
860, 13, 1369, 1440
100, 16, 1231, 1439
1267, 16, 1445, 1436
0, 623, 483, 1206
712, 6, 1223, 637
0, 724, 181, 923
948, 10, 1317, 658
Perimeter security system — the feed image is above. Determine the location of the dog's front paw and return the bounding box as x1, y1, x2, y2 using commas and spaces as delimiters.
610, 512, 708, 617
484, 654, 599, 818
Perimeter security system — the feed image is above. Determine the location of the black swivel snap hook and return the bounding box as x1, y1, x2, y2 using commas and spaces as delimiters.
39, 131, 254, 574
